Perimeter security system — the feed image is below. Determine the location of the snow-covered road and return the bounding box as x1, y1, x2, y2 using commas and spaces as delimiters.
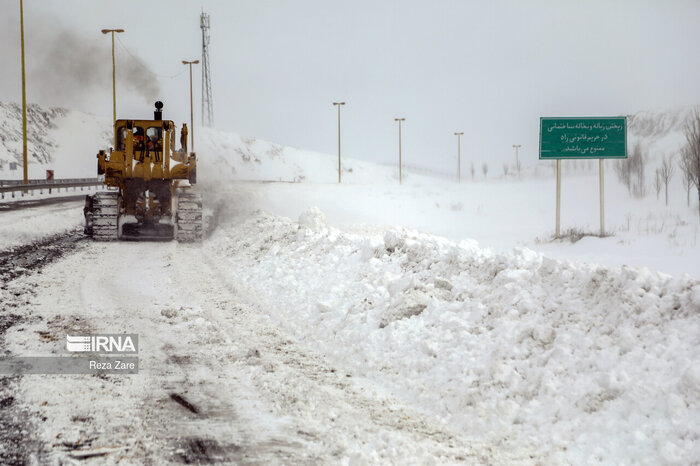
2, 238, 525, 464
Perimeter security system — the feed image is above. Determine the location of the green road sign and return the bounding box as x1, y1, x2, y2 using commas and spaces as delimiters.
539, 117, 627, 159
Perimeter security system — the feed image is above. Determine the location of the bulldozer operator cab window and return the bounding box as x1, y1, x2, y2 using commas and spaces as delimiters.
115, 125, 162, 162
146, 127, 163, 162
117, 126, 150, 150
117, 126, 127, 151
146, 127, 163, 147
116, 126, 146, 152
133, 127, 145, 149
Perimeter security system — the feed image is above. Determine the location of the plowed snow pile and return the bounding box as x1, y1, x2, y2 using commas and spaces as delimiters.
210, 207, 700, 464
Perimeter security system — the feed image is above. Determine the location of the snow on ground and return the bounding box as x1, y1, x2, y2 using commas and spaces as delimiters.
209, 175, 700, 279
193, 107, 700, 279
0, 202, 83, 250
207, 206, 700, 464
4, 241, 532, 464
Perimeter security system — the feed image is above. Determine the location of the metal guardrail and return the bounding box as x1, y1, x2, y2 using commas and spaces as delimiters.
0, 178, 103, 199
0, 177, 100, 186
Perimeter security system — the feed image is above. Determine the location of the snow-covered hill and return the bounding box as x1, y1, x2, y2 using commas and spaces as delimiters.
628, 107, 690, 161
197, 126, 399, 184
0, 102, 111, 178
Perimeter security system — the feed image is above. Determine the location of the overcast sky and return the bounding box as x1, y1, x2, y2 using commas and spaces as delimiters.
2, 0, 700, 170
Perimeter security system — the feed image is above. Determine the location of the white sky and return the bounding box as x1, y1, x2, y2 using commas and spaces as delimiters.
1, 0, 700, 170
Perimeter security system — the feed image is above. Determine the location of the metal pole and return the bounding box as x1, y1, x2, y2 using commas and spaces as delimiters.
102, 29, 124, 141
332, 102, 345, 183
599, 158, 605, 236
111, 31, 116, 127
455, 132, 464, 183
182, 60, 199, 152
395, 118, 405, 184
189, 63, 194, 151
20, 0, 28, 189
512, 144, 521, 176
399, 121, 402, 184
556, 159, 561, 237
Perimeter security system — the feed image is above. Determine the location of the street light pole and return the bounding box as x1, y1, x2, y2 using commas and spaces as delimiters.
182, 60, 200, 151
101, 28, 124, 131
454, 132, 464, 183
333, 102, 345, 183
395, 118, 405, 184
19, 0, 28, 189
512, 144, 521, 176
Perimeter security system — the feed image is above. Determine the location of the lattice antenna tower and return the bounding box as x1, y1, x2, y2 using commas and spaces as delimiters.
200, 10, 214, 127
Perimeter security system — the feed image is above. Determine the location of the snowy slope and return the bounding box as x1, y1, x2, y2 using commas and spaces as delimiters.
197, 126, 400, 184
628, 107, 691, 160
0, 102, 111, 179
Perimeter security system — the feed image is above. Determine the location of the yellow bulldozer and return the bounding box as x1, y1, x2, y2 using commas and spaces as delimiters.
84, 101, 202, 241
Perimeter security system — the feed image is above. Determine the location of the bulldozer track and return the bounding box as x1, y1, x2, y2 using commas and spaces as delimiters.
88, 192, 120, 241
176, 191, 203, 242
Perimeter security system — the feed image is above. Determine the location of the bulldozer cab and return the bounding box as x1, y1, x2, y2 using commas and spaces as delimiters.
116, 123, 168, 163
116, 125, 164, 149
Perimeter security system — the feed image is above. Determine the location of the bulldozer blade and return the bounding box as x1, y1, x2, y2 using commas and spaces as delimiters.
120, 223, 174, 241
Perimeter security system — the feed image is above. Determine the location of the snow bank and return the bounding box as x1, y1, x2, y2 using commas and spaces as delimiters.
210, 208, 700, 464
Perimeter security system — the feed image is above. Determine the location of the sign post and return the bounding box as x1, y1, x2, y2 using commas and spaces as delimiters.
556, 160, 561, 236
539, 117, 627, 237
599, 159, 604, 235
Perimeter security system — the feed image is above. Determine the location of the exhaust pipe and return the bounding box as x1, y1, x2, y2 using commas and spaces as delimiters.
154, 101, 163, 120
